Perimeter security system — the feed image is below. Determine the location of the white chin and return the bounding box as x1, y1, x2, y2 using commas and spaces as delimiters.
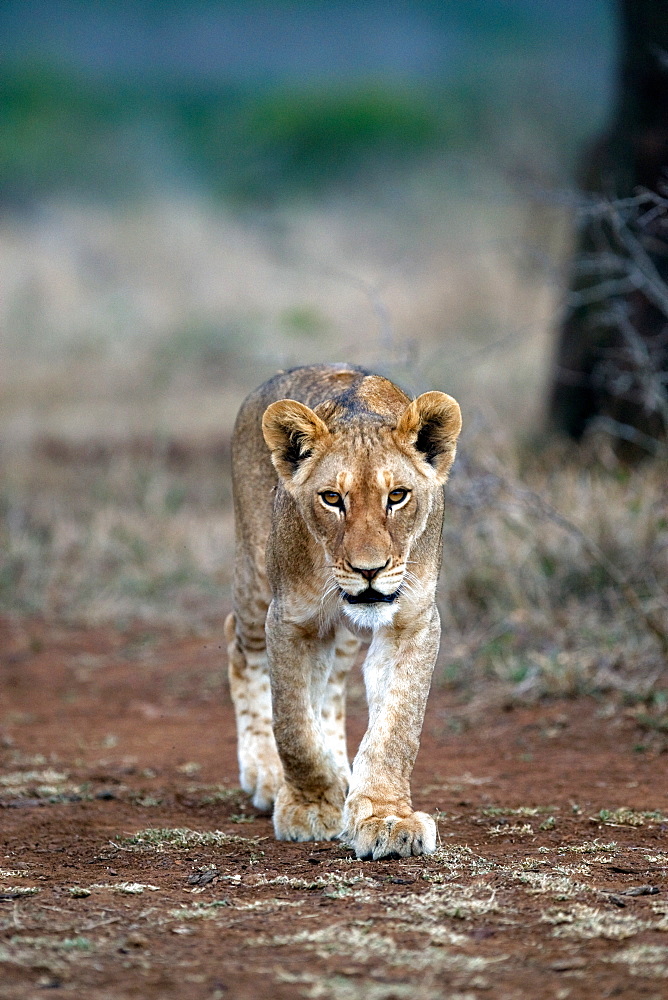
342, 601, 397, 631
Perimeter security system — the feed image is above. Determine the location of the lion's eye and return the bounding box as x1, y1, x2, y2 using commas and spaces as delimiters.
388, 488, 409, 506
320, 491, 343, 507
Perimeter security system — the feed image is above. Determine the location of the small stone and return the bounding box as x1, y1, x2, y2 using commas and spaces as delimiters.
187, 870, 216, 886
620, 884, 660, 897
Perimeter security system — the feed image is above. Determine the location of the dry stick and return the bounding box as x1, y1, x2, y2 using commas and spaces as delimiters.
612, 301, 668, 428
590, 416, 668, 457
585, 300, 668, 456
81, 914, 123, 931
567, 276, 638, 309
458, 455, 668, 661
567, 193, 668, 454
607, 203, 668, 321
569, 191, 668, 323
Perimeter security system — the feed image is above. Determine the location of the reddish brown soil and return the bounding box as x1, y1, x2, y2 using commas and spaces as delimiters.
1, 615, 667, 1000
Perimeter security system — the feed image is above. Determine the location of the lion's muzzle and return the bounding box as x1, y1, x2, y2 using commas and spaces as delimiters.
341, 587, 400, 605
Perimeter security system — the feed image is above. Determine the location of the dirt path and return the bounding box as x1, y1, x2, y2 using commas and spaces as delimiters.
1, 616, 667, 1000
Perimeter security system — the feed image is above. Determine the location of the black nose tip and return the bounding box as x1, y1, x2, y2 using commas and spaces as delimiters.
350, 561, 388, 581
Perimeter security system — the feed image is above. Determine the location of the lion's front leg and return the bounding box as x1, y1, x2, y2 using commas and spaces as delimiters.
266, 608, 349, 842
340, 610, 440, 859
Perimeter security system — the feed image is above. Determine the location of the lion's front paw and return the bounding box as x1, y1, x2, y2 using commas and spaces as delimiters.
341, 804, 436, 860
273, 782, 346, 842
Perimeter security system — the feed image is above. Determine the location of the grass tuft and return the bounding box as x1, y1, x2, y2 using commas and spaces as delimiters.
117, 827, 263, 850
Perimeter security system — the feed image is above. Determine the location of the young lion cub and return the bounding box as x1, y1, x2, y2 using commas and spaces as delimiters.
225, 364, 461, 859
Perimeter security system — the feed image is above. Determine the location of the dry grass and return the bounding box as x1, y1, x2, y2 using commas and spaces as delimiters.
0, 180, 666, 696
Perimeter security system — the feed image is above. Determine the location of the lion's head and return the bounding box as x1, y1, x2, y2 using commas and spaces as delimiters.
262, 380, 461, 629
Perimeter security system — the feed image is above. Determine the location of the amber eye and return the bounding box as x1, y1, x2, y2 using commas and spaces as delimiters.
320, 491, 343, 507
388, 488, 409, 506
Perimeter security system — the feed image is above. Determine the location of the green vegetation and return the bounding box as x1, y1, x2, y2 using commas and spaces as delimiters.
0, 66, 473, 204
0, 54, 599, 206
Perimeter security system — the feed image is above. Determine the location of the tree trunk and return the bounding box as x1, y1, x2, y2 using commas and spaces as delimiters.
547, 0, 668, 458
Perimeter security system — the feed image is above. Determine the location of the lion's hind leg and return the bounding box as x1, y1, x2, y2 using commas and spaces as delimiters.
225, 611, 283, 811
320, 626, 360, 779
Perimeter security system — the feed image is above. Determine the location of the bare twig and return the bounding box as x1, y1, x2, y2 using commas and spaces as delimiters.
611, 301, 668, 428
607, 204, 668, 321
590, 416, 668, 457
82, 914, 123, 931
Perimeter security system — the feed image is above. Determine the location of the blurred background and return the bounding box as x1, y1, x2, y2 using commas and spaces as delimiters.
0, 0, 616, 435
2, 1, 665, 697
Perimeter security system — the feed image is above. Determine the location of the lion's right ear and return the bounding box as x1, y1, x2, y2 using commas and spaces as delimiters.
262, 399, 331, 483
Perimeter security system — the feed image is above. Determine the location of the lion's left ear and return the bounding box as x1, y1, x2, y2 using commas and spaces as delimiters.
394, 391, 462, 482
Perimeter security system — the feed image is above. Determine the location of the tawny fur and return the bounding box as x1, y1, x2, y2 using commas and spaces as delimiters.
226, 364, 461, 859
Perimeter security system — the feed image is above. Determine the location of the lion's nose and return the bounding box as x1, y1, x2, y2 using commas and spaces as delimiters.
349, 560, 389, 581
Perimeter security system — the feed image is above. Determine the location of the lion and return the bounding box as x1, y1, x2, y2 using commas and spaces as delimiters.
225, 363, 461, 859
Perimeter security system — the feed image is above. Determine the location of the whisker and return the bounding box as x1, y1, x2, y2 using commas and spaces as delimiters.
318, 575, 341, 631
400, 568, 424, 602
